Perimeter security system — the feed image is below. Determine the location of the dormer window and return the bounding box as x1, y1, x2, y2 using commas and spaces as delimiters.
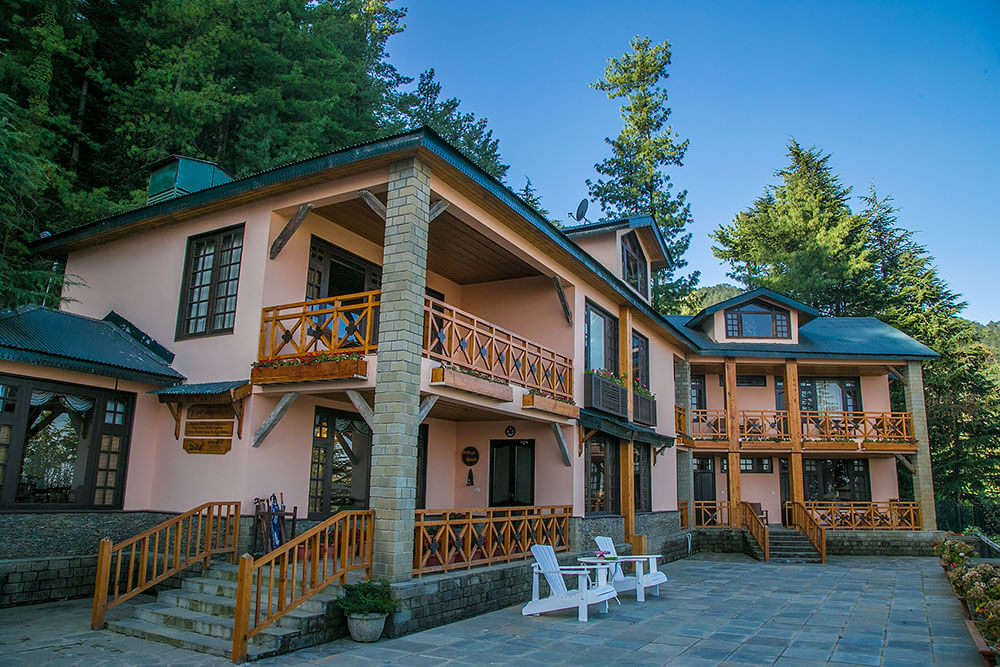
724, 301, 791, 339
622, 231, 647, 298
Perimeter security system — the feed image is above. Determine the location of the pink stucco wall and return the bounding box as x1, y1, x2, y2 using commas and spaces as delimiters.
869, 456, 900, 501
739, 465, 782, 523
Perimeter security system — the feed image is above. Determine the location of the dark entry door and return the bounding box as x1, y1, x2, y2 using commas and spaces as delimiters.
779, 457, 791, 525
693, 456, 716, 501
308, 407, 371, 519
489, 439, 534, 506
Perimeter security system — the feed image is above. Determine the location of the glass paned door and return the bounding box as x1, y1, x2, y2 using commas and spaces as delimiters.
489, 439, 534, 507
309, 407, 372, 519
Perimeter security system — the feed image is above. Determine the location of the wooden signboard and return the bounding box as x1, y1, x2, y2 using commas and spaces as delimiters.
184, 420, 235, 437
187, 403, 235, 419
183, 438, 232, 455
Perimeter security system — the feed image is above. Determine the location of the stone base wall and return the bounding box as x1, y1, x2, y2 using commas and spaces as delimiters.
826, 530, 949, 556
0, 555, 98, 606
569, 515, 624, 552
0, 511, 178, 559
635, 511, 682, 551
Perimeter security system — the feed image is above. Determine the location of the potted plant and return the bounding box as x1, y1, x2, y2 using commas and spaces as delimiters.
336, 579, 398, 642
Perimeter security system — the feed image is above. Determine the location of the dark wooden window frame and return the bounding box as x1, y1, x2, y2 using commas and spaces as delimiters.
691, 374, 707, 410
634, 444, 652, 512
735, 375, 767, 387
631, 330, 650, 389
776, 376, 863, 412
585, 435, 620, 516
584, 301, 619, 374
306, 236, 382, 301
724, 300, 791, 339
0, 372, 135, 511
308, 407, 371, 520
803, 457, 872, 501
176, 223, 245, 340
621, 231, 648, 298
739, 455, 773, 474
488, 439, 535, 507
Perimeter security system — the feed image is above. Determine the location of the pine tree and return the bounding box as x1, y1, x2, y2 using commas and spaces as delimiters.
587, 36, 698, 313
516, 176, 561, 227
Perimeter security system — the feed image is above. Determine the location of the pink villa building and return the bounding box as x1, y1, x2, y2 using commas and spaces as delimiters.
0, 128, 938, 658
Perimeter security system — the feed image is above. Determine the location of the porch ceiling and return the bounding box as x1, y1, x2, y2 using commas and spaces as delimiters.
312, 196, 540, 285
690, 362, 890, 376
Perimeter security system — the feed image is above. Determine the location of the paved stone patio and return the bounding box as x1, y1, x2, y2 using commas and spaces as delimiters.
0, 554, 981, 666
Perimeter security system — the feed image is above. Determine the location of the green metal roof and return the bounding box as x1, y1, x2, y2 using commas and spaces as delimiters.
664, 314, 938, 360
0, 306, 184, 385
686, 287, 821, 328
151, 380, 247, 396
579, 409, 675, 447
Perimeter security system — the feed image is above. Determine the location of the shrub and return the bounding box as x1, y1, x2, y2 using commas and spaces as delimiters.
335, 579, 398, 616
936, 538, 975, 571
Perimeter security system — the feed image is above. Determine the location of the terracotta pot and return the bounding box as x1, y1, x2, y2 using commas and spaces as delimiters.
346, 612, 388, 642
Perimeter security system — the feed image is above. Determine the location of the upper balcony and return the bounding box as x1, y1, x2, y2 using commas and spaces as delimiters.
251, 290, 573, 402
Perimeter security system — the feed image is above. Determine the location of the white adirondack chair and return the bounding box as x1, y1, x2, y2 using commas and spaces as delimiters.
522, 544, 618, 622
594, 536, 667, 602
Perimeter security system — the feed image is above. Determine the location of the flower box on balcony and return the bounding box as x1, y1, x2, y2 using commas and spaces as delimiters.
633, 394, 657, 427
522, 393, 580, 419
430, 366, 513, 402
250, 358, 368, 385
584, 372, 628, 419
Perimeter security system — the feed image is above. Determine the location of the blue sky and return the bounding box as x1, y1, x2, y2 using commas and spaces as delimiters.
388, 1, 999, 322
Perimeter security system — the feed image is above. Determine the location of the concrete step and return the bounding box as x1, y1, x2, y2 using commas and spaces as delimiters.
133, 602, 304, 649
157, 589, 323, 631
107, 617, 275, 661
180, 576, 340, 614
770, 557, 823, 564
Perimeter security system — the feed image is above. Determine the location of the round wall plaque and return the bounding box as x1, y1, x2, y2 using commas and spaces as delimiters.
461, 446, 479, 466
505, 425, 516, 438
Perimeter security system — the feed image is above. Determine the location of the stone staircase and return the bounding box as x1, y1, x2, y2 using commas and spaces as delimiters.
107, 560, 346, 661
767, 527, 823, 564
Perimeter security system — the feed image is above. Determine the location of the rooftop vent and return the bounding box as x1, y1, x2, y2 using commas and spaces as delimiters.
145, 155, 232, 205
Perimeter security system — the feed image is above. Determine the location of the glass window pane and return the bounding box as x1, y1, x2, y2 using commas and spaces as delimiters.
740, 312, 774, 337
17, 391, 96, 504
587, 309, 606, 371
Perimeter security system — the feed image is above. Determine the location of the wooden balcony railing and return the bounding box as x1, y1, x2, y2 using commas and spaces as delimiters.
679, 500, 689, 528
693, 500, 732, 527
737, 501, 769, 561
690, 409, 728, 441
256, 291, 573, 400
259, 290, 381, 360
787, 501, 826, 562
739, 410, 789, 441
91, 501, 240, 630
424, 296, 572, 400
413, 505, 571, 576
675, 405, 688, 437
231, 509, 373, 663
800, 411, 914, 441
803, 501, 920, 531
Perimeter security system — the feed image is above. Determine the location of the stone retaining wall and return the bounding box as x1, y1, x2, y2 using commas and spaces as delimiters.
568, 515, 624, 552
0, 555, 98, 606
825, 529, 949, 556
0, 511, 178, 559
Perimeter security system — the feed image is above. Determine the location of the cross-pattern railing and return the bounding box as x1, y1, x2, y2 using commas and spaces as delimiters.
258, 290, 381, 360
675, 405, 688, 437
690, 409, 728, 440
739, 410, 790, 441
231, 509, 373, 663
803, 501, 920, 530
800, 411, 913, 441
413, 505, 571, 576
693, 500, 732, 527
423, 296, 573, 400
91, 501, 241, 629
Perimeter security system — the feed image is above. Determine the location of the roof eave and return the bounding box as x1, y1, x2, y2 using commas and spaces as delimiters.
0, 347, 185, 386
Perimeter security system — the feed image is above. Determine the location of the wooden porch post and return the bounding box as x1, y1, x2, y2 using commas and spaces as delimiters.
725, 359, 741, 507
785, 359, 805, 508
620, 440, 635, 539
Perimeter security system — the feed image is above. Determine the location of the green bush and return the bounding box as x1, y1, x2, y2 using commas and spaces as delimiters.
335, 579, 398, 616
935, 537, 975, 571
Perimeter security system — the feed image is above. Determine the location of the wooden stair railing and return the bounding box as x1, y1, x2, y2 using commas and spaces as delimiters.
737, 502, 769, 562
787, 501, 826, 563
231, 509, 373, 663
91, 501, 241, 630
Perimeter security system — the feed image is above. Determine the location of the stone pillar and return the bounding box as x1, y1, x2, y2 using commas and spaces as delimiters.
904, 360, 937, 530
370, 157, 430, 581
675, 448, 695, 529
673, 356, 691, 438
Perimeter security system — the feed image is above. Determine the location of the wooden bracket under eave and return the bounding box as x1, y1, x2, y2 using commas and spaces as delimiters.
578, 429, 598, 457
159, 383, 252, 441
229, 385, 251, 439
552, 276, 573, 325
165, 402, 182, 440
269, 203, 313, 260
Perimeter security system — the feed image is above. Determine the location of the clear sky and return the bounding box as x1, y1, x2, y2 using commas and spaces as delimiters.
388, 1, 999, 322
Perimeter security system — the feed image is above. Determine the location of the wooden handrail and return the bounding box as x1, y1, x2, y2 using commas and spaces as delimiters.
693, 500, 732, 527
231, 509, 373, 663
258, 290, 381, 360
737, 502, 769, 561
739, 410, 790, 441
799, 410, 914, 441
678, 501, 689, 528
91, 501, 241, 629
423, 296, 573, 400
787, 501, 826, 563
803, 500, 920, 530
674, 405, 688, 437
413, 505, 571, 576
690, 409, 728, 440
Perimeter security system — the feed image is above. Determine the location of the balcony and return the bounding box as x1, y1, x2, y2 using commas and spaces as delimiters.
685, 408, 914, 446
583, 371, 628, 419
254, 291, 573, 401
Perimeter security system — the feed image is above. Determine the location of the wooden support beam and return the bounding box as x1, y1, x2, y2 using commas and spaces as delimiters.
346, 390, 375, 429
269, 204, 313, 260
552, 276, 573, 325
785, 359, 805, 506
620, 440, 635, 538
252, 392, 298, 448
417, 395, 439, 424
724, 359, 740, 504
229, 385, 250, 439
429, 200, 449, 222
334, 432, 360, 465
579, 428, 598, 456
166, 402, 182, 440
619, 306, 633, 422
894, 453, 915, 473
358, 190, 386, 220
551, 423, 572, 467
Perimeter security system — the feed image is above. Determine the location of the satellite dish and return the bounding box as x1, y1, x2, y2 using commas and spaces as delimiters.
572, 199, 589, 222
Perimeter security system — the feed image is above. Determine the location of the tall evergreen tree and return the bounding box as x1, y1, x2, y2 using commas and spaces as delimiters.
396, 68, 509, 181
587, 36, 698, 313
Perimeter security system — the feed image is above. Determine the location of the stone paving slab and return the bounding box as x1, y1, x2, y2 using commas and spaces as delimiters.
0, 554, 982, 666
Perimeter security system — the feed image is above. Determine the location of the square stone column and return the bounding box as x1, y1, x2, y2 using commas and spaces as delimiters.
903, 360, 937, 530
673, 356, 692, 438
675, 448, 694, 529
370, 157, 431, 581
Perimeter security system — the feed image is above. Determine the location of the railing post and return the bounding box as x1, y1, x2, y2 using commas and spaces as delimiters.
231, 502, 242, 564
91, 538, 113, 630
203, 504, 214, 570
231, 554, 253, 664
